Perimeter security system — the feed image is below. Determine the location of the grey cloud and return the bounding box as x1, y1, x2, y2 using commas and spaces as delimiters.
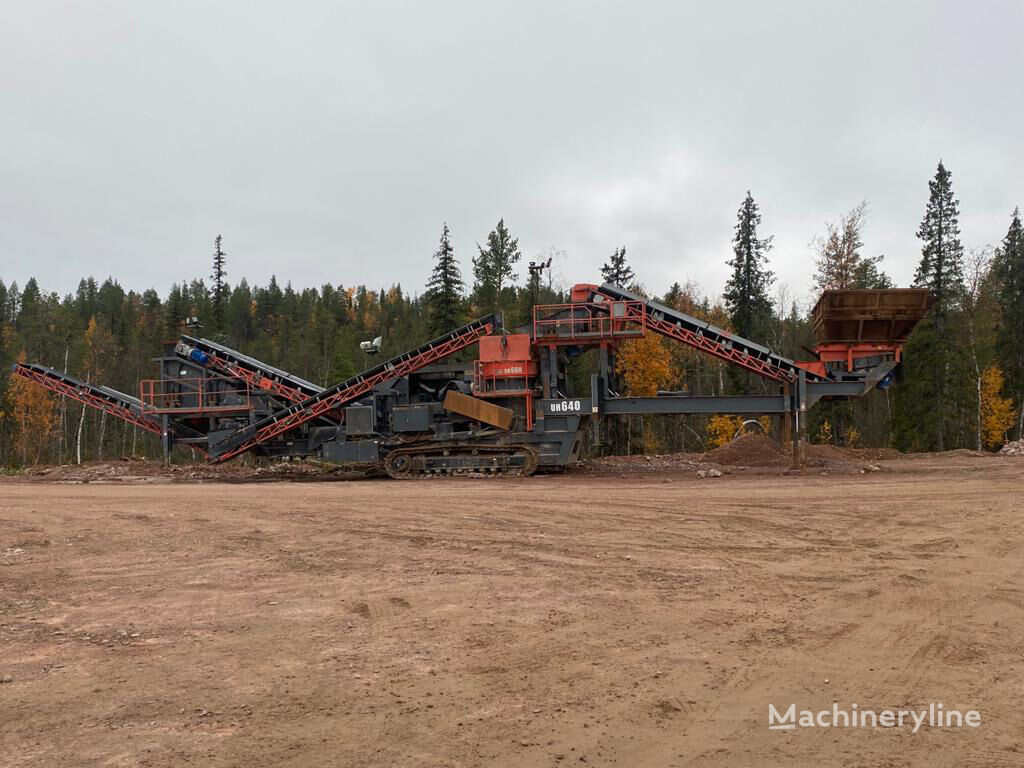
2, 1, 1021, 303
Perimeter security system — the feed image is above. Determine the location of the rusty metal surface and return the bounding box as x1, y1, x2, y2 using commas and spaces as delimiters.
443, 390, 515, 431
810, 288, 934, 344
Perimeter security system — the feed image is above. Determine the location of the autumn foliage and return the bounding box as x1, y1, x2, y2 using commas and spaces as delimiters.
980, 365, 1016, 450
8, 351, 57, 465
615, 334, 671, 397
706, 415, 744, 449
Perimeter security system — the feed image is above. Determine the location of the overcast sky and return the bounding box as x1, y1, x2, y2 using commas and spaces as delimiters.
3, 1, 1022, 307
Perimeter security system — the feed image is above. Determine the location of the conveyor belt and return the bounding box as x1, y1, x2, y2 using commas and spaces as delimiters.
207, 314, 499, 462
588, 283, 827, 383
12, 362, 162, 435
177, 335, 323, 403
12, 362, 211, 451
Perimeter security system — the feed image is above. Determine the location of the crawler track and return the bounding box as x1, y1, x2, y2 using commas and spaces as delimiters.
383, 444, 539, 478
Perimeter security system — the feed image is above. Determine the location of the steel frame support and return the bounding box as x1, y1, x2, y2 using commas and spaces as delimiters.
162, 414, 171, 465
539, 347, 552, 399
540, 389, 883, 417
601, 395, 790, 415
589, 373, 601, 446
548, 347, 558, 396
780, 383, 792, 446
792, 370, 808, 468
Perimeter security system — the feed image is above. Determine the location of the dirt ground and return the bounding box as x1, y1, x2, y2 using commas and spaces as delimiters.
2, 453, 1022, 767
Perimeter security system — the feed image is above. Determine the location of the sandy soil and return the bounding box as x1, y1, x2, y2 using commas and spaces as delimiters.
2, 454, 1022, 767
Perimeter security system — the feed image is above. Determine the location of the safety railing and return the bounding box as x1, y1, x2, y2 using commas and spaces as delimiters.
533, 300, 647, 343
140, 376, 251, 414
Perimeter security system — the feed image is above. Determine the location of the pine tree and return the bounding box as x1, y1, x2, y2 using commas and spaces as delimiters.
723, 191, 774, 340
211, 235, 227, 332
425, 223, 465, 337
472, 218, 521, 315
601, 247, 635, 287
994, 207, 1024, 438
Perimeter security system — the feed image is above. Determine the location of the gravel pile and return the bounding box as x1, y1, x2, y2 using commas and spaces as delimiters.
706, 434, 788, 467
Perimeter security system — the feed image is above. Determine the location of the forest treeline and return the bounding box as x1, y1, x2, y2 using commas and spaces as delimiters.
2, 161, 1022, 466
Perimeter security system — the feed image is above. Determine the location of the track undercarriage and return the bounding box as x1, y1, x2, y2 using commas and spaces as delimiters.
383, 443, 539, 479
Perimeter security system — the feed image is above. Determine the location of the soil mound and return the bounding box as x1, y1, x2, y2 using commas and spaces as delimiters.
804, 443, 851, 465
706, 433, 788, 467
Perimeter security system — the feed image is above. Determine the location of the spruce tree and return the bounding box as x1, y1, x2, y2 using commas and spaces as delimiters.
662, 282, 683, 307
165, 283, 187, 335
723, 191, 774, 340
600, 247, 635, 287
4, 281, 19, 323
914, 160, 965, 450
895, 161, 967, 451
472, 218, 521, 315
425, 223, 465, 337
914, 161, 964, 313
598, 244, 635, 455
994, 207, 1024, 438
852, 255, 893, 290
211, 235, 227, 332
